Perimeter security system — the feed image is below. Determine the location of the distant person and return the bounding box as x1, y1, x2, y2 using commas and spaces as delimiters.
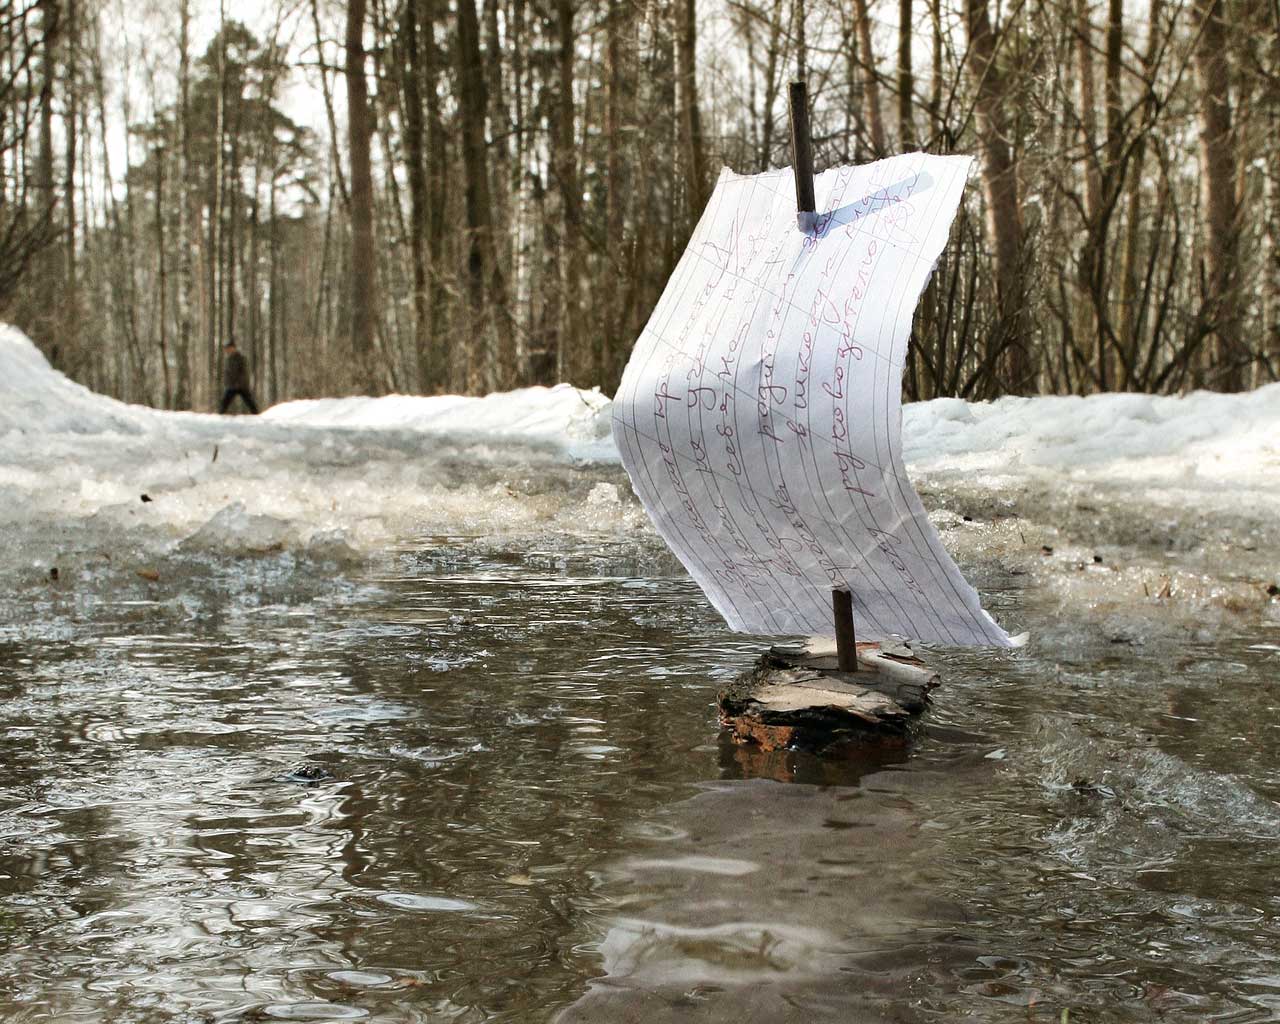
219, 341, 259, 415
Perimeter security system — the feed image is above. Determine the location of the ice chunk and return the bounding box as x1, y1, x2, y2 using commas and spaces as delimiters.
586, 482, 620, 507
182, 502, 295, 554
305, 528, 361, 563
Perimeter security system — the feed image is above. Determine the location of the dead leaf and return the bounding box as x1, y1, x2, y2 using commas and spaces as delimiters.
136, 568, 160, 582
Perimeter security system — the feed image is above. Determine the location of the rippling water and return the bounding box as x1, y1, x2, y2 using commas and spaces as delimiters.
2, 535, 1278, 1023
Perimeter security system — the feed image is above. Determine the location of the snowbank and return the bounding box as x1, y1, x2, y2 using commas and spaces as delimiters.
0, 325, 632, 575
2, 322, 1277, 625
263, 387, 614, 461
904, 387, 1280, 502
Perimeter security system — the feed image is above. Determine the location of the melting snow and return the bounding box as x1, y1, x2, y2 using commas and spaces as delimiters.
2, 322, 1278, 630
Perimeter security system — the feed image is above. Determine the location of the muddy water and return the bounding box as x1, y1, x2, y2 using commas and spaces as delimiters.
1, 540, 1279, 1023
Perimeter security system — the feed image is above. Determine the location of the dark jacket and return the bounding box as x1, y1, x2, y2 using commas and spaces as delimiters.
223, 350, 249, 391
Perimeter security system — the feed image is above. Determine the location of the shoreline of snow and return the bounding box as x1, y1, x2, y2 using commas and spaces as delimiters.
7, 321, 1278, 472
3, 324, 1278, 623
8, 318, 1275, 486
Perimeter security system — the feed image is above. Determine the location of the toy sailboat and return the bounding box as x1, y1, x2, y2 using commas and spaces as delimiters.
611, 84, 1011, 752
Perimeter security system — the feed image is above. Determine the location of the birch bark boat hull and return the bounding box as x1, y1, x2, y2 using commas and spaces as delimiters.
718, 640, 939, 753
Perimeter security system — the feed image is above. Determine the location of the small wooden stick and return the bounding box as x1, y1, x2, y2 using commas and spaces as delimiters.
788, 80, 817, 231
832, 586, 857, 671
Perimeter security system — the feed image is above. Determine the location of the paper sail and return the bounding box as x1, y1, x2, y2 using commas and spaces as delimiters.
611, 154, 1011, 646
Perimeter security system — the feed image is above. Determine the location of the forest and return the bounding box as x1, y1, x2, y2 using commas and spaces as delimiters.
0, 0, 1277, 410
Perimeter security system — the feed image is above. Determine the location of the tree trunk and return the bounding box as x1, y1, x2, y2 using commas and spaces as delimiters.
604, 0, 636, 384
312, 0, 351, 210
370, 52, 408, 394
606, 0, 626, 257
209, 0, 226, 409
1265, 0, 1280, 380
843, 14, 862, 159
35, 0, 58, 360
1116, 0, 1160, 387
554, 0, 585, 383
112, 65, 147, 404
155, 138, 170, 408
400, 0, 431, 391
225, 126, 240, 350
346, 0, 378, 391
268, 171, 280, 403
852, 0, 886, 155
760, 0, 785, 169
247, 156, 261, 396
897, 0, 915, 149
484, 0, 511, 262
1103, 0, 1122, 170
62, 0, 77, 365
1099, 0, 1122, 389
457, 0, 504, 391
1075, 0, 1108, 389
929, 0, 943, 143
423, 0, 450, 391
1192, 0, 1241, 389
174, 0, 193, 409
964, 0, 1029, 389
675, 0, 709, 223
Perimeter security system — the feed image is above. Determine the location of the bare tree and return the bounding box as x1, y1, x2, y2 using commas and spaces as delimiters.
851, 0, 886, 154
676, 0, 709, 221
1265, 0, 1280, 379
897, 0, 915, 149
1191, 0, 1242, 388
964, 0, 1029, 389
346, 0, 377, 390
398, 0, 430, 390
457, 0, 507, 390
